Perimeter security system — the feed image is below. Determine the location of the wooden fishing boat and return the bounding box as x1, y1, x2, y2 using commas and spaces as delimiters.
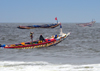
17, 23, 60, 29
17, 17, 60, 29
0, 32, 70, 49
76, 20, 96, 27
0, 23, 70, 49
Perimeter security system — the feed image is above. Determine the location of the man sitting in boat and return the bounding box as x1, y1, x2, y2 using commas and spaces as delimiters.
39, 34, 45, 42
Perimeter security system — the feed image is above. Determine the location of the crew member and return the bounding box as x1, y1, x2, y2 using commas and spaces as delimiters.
39, 34, 45, 42
30, 32, 34, 43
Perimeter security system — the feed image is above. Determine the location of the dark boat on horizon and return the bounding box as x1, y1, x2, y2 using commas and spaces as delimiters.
17, 23, 60, 29
17, 17, 60, 29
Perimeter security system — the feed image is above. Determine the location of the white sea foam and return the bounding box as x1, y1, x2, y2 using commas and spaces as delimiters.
0, 61, 100, 71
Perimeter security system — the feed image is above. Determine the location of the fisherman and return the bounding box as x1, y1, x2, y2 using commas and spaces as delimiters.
60, 22, 63, 35
39, 34, 45, 42
30, 32, 34, 43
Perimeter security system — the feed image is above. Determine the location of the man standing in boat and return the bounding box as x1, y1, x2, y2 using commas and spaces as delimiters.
30, 32, 34, 44
59, 22, 63, 35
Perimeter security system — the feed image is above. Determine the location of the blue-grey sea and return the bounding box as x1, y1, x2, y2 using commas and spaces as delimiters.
0, 23, 100, 71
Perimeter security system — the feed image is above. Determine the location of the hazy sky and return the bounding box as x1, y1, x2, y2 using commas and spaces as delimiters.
0, 0, 100, 23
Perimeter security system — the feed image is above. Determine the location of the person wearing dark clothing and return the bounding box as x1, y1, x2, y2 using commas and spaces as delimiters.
30, 32, 34, 43
39, 34, 45, 42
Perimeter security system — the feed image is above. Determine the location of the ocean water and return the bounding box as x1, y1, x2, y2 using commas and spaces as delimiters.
0, 23, 100, 71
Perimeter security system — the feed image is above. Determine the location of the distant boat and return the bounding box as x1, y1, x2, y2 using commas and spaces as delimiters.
17, 23, 60, 29
76, 20, 96, 27
17, 17, 60, 29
